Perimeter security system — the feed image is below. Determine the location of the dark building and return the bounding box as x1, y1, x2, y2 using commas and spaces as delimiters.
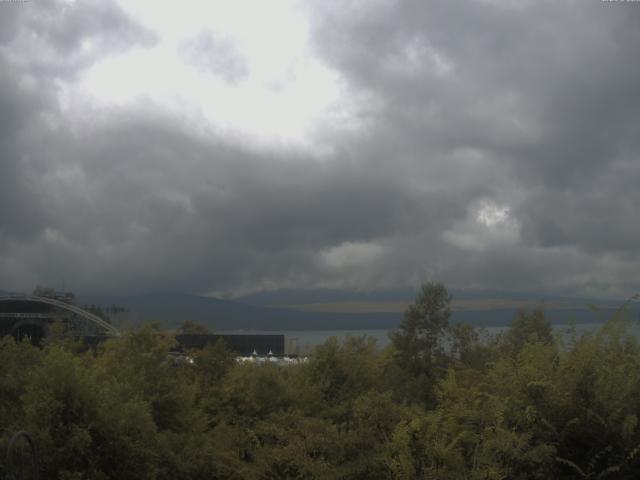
175, 334, 285, 356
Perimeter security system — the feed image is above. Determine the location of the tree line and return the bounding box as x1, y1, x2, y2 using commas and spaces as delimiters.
1, 283, 639, 479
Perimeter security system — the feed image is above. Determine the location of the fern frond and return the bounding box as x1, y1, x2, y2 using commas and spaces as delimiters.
556, 456, 587, 478
588, 445, 612, 473
626, 443, 640, 462
597, 465, 621, 479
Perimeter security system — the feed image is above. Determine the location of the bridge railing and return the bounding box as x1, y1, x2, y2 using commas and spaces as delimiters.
0, 314, 51, 320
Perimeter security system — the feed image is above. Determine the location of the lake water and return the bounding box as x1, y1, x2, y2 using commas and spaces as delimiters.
222, 321, 640, 354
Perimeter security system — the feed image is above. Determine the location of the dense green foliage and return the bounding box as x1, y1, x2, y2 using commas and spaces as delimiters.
1, 284, 640, 479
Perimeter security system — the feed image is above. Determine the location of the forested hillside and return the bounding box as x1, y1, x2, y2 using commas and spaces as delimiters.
1, 284, 639, 479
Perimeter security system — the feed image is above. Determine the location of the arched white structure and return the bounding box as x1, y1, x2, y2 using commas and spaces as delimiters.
0, 295, 120, 336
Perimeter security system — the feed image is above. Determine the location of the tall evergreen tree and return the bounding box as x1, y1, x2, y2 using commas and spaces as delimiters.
390, 282, 451, 406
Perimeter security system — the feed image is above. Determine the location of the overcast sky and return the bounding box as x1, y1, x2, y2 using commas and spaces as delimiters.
1, 0, 639, 298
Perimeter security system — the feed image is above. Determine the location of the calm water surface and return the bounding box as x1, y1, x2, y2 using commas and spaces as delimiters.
223, 321, 640, 354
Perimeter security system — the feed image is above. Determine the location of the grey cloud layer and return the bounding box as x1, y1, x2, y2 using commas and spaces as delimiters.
306, 0, 640, 295
2, 0, 157, 80
1, 0, 639, 297
179, 31, 249, 83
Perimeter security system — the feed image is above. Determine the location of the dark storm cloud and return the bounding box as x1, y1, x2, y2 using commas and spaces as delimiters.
0, 48, 49, 244
302, 0, 640, 296
4, 108, 455, 294
0, 0, 157, 287
1, 0, 157, 79
1, 0, 640, 297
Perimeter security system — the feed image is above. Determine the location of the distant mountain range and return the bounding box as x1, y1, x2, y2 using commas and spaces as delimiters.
236, 288, 419, 306
236, 287, 626, 307
2, 287, 634, 331
77, 292, 401, 331
71, 289, 637, 331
